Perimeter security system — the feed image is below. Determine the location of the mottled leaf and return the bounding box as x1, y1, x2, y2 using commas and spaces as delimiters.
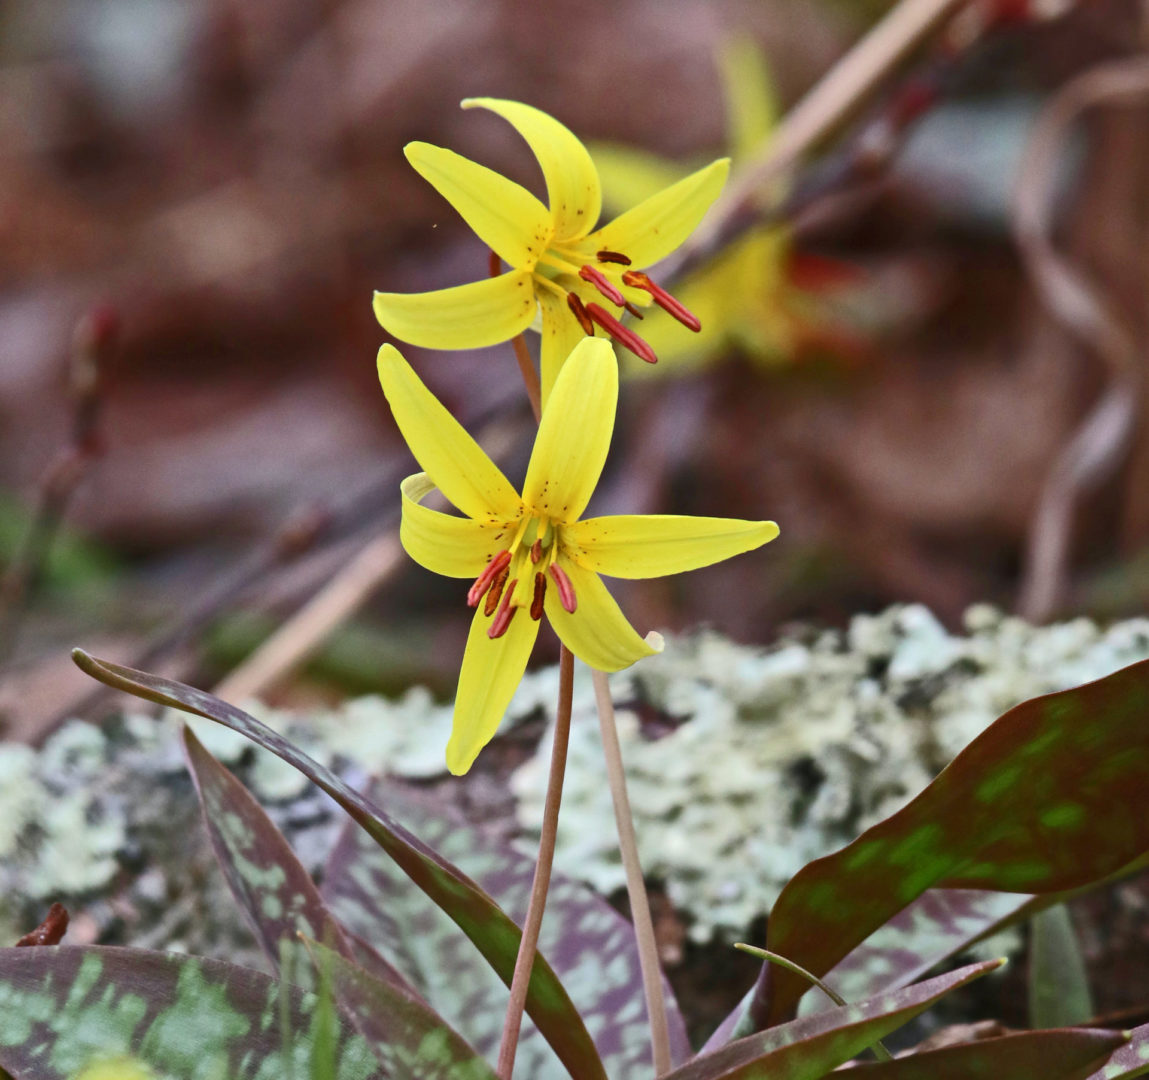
71, 650, 606, 1080
321, 781, 690, 1078
1083, 1022, 1149, 1080
851, 1029, 1126, 1080
666, 961, 1000, 1080
306, 940, 498, 1080
758, 658, 1149, 1025
0, 946, 382, 1080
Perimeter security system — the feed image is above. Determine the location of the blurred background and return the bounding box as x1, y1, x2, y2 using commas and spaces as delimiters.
2, 0, 1148, 740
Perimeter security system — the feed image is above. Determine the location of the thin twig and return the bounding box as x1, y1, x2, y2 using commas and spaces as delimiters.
592, 668, 672, 1076
671, 0, 974, 275
0, 307, 118, 667
1014, 58, 1149, 621
497, 645, 574, 1079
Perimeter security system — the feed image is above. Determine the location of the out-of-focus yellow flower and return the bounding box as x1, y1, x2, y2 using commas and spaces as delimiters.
591, 39, 859, 375
74, 1057, 156, 1080
378, 338, 778, 774
373, 98, 729, 403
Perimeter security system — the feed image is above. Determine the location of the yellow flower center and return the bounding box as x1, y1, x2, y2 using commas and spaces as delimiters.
468, 512, 577, 638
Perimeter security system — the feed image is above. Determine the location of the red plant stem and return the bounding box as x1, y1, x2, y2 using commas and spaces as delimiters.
496, 645, 575, 1079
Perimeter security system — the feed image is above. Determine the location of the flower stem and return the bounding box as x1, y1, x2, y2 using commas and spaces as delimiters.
512, 334, 542, 423
592, 668, 672, 1076
496, 644, 574, 1079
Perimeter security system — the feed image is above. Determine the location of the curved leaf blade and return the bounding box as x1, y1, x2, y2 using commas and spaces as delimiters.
306, 940, 499, 1080
71, 649, 606, 1080
850, 1029, 1126, 1080
760, 658, 1149, 1024
0, 946, 382, 1080
670, 960, 1001, 1080
1083, 1022, 1149, 1080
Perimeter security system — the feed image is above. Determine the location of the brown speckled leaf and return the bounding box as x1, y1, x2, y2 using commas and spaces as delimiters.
71, 650, 606, 1080
0, 946, 382, 1079
756, 658, 1149, 1026
668, 961, 1001, 1080
321, 782, 690, 1077
1082, 1022, 1149, 1080
850, 1029, 1126, 1080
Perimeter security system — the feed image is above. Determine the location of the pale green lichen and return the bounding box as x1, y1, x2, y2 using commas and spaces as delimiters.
510, 604, 1149, 941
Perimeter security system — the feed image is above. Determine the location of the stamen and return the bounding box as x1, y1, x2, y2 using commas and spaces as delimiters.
488, 579, 519, 638
530, 572, 546, 620
597, 250, 632, 266
483, 566, 510, 616
623, 301, 645, 320
530, 538, 543, 563
579, 265, 626, 307
468, 550, 512, 607
567, 293, 595, 336
548, 563, 577, 613
622, 270, 702, 332
585, 303, 658, 364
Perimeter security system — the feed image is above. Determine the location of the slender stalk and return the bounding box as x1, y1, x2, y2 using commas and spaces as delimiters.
491, 248, 543, 423
592, 668, 672, 1076
497, 645, 575, 1078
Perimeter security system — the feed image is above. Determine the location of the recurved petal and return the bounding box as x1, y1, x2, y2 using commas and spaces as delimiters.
522, 337, 617, 524
463, 98, 601, 243
373, 269, 536, 349
583, 158, 730, 270
447, 601, 540, 774
544, 558, 662, 671
537, 285, 594, 408
565, 514, 779, 578
405, 141, 552, 269
400, 473, 510, 578
378, 346, 522, 522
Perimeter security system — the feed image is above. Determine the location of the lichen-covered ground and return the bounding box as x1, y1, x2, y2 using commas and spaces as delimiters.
4, 604, 1149, 1029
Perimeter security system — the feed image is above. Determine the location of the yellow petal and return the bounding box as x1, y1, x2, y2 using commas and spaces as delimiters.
405, 141, 552, 269
583, 158, 730, 270
377, 345, 522, 522
463, 97, 601, 243
448, 601, 540, 774
565, 514, 779, 578
522, 337, 616, 523
544, 558, 662, 671
400, 473, 511, 578
718, 37, 780, 163
537, 285, 593, 408
373, 269, 536, 349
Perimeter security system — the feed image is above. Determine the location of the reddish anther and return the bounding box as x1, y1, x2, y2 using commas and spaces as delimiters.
579, 265, 626, 307
585, 303, 658, 364
468, 550, 512, 607
530, 572, 547, 620
622, 301, 644, 320
16, 903, 69, 947
548, 563, 577, 613
484, 566, 510, 616
596, 249, 632, 266
488, 580, 519, 638
567, 293, 595, 336
530, 538, 543, 563
622, 270, 701, 332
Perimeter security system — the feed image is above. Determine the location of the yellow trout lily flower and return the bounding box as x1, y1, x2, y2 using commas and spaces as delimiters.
373, 97, 730, 403
378, 338, 779, 775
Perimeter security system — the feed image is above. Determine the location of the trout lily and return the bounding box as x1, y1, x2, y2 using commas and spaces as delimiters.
373, 97, 729, 403
378, 338, 779, 774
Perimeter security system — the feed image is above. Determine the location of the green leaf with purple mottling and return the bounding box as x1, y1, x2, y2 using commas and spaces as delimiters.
848, 1029, 1126, 1080
305, 940, 498, 1080
756, 658, 1149, 1025
71, 650, 606, 1080
321, 781, 690, 1078
0, 947, 382, 1080
669, 961, 1001, 1080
